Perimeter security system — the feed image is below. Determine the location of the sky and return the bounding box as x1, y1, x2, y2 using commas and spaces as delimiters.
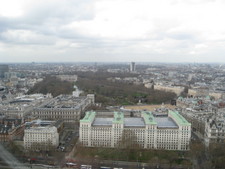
0, 0, 225, 63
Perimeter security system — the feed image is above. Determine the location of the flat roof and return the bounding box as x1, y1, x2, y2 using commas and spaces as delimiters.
169, 110, 191, 126
81, 111, 190, 128
92, 118, 113, 126
124, 118, 145, 127
92, 117, 146, 127
154, 116, 178, 128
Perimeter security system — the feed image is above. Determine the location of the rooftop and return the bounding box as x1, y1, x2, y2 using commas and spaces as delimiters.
122, 104, 176, 111
80, 111, 96, 123
154, 116, 178, 128
25, 119, 55, 128
124, 118, 145, 127
92, 117, 146, 127
80, 111, 190, 128
142, 112, 157, 125
113, 112, 124, 124
25, 126, 57, 132
40, 95, 88, 109
92, 118, 113, 126
169, 110, 191, 126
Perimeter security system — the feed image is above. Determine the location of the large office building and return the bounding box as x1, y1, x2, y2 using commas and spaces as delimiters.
79, 111, 191, 151
33, 94, 94, 123
24, 120, 59, 151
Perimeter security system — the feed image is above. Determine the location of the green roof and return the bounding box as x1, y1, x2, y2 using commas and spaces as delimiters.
192, 100, 198, 104
80, 111, 96, 123
206, 95, 211, 100
169, 110, 191, 126
113, 112, 124, 124
142, 111, 157, 125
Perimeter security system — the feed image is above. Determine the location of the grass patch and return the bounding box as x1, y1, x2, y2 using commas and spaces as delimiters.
75, 146, 191, 165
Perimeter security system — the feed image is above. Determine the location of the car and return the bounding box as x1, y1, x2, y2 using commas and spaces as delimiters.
81, 164, 92, 169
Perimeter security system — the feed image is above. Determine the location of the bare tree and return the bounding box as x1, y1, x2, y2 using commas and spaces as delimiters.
118, 129, 141, 149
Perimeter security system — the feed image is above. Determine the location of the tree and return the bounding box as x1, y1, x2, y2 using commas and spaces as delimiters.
118, 129, 141, 149
27, 76, 74, 97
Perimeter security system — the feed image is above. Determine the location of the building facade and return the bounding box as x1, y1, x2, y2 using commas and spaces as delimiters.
33, 94, 94, 123
79, 111, 191, 151
24, 122, 59, 151
204, 112, 225, 146
154, 84, 185, 96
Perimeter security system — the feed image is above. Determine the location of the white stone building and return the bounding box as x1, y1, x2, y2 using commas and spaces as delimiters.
79, 111, 191, 151
24, 121, 59, 151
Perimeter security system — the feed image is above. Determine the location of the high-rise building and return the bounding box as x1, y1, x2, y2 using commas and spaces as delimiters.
0, 65, 9, 78
130, 62, 136, 72
79, 110, 191, 151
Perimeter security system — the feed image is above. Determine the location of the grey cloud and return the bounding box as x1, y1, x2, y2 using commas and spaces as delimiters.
1, 0, 224, 63
22, 0, 95, 25
0, 0, 96, 44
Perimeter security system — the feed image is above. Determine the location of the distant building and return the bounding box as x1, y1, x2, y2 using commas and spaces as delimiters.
56, 75, 78, 82
154, 84, 185, 96
209, 91, 224, 100
0, 65, 9, 78
130, 62, 136, 72
188, 88, 209, 97
79, 110, 191, 151
24, 120, 59, 151
4, 72, 18, 80
188, 74, 194, 81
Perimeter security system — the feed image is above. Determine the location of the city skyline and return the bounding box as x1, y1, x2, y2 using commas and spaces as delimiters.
1, 0, 225, 63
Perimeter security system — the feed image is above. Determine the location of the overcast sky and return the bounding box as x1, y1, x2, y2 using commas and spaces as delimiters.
0, 0, 225, 63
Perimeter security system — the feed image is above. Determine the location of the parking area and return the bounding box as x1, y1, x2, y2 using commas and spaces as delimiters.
58, 125, 79, 152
